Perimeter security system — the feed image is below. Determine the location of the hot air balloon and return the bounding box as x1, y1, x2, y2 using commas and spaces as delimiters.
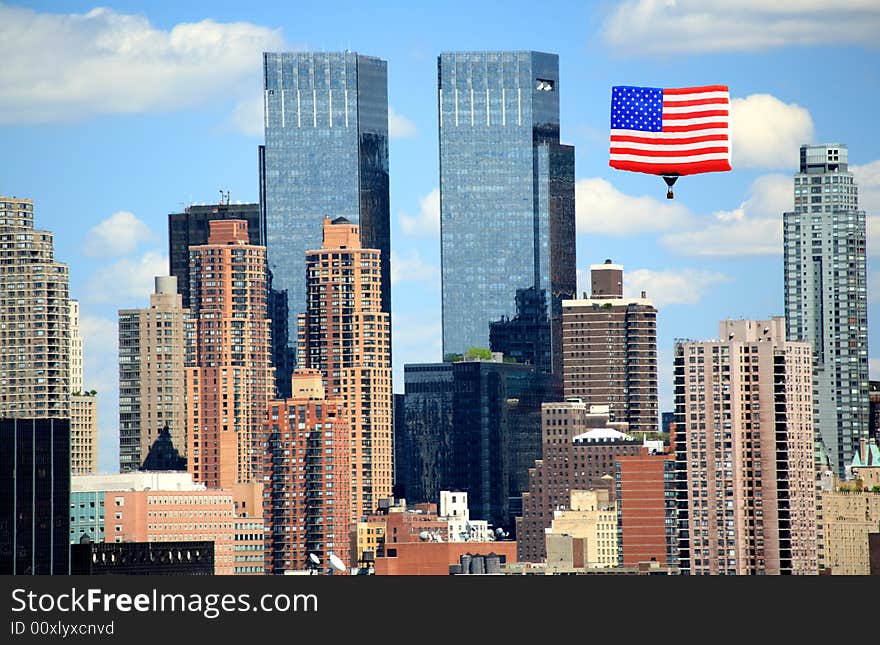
609, 85, 731, 198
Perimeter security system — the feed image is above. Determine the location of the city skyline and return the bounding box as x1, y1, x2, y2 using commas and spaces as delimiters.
0, 1, 878, 471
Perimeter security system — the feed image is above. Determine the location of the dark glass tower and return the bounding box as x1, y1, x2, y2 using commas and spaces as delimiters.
261, 52, 391, 347
0, 417, 70, 575
400, 358, 556, 533
168, 202, 264, 310
489, 286, 553, 375
438, 51, 575, 372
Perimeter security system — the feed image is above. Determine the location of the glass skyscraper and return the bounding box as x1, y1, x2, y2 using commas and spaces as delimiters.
783, 143, 870, 477
438, 51, 575, 372
262, 52, 391, 346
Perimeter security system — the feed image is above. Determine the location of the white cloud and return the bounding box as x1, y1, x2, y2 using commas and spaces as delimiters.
0, 5, 284, 124
389, 107, 417, 139
870, 358, 879, 380
625, 268, 733, 307
602, 1, 880, 54
85, 251, 169, 305
576, 178, 692, 235
731, 95, 814, 170
229, 94, 263, 137
661, 174, 789, 256
82, 211, 155, 259
852, 161, 880, 257
399, 188, 440, 237
391, 249, 440, 287
852, 159, 880, 215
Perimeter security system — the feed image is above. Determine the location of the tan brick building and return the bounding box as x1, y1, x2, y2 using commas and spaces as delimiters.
817, 444, 880, 575
674, 318, 817, 575
299, 217, 392, 522
118, 276, 189, 472
0, 196, 70, 418
70, 393, 97, 474
545, 489, 618, 571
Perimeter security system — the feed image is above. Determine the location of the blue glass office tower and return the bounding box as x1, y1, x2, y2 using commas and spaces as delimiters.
439, 51, 576, 374
262, 52, 391, 347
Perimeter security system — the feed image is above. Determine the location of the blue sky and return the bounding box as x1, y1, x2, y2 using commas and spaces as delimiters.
1, 1, 878, 472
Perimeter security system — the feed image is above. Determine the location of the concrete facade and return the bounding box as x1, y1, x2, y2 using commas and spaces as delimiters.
0, 196, 70, 418
674, 318, 817, 575
70, 393, 97, 475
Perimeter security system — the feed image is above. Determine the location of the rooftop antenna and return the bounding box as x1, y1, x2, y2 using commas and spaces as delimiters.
219, 190, 231, 206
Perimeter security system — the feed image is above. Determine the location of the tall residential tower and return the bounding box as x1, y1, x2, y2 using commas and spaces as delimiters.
783, 144, 869, 476
562, 260, 658, 432
0, 196, 69, 418
299, 217, 392, 522
118, 276, 189, 472
438, 51, 575, 372
185, 221, 274, 488
673, 319, 817, 575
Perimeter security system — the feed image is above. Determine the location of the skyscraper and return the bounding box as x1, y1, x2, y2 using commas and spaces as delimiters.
118, 276, 189, 472
0, 417, 70, 575
438, 51, 576, 371
673, 318, 817, 575
562, 260, 659, 432
263, 370, 351, 573
299, 217, 392, 522
784, 143, 870, 477
400, 356, 554, 531
0, 196, 70, 418
186, 221, 274, 488
262, 52, 391, 345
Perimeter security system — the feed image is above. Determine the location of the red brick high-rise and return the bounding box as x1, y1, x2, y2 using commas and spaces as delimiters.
186, 220, 274, 488
263, 370, 351, 573
616, 446, 677, 567
299, 217, 392, 523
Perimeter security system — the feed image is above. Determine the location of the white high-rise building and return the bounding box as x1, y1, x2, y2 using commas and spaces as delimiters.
783, 144, 870, 477
69, 300, 83, 393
